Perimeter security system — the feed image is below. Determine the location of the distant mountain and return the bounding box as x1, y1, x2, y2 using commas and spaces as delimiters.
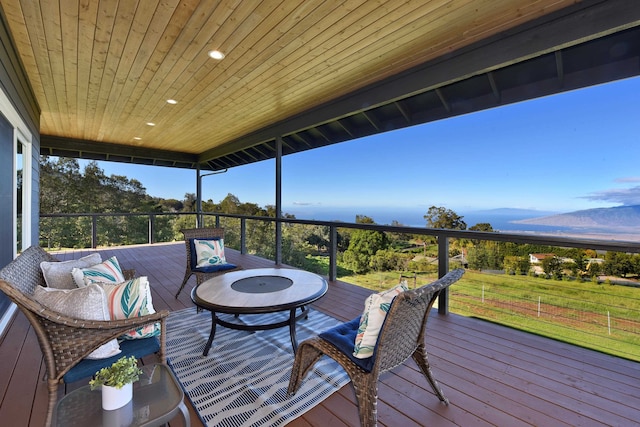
513, 205, 640, 230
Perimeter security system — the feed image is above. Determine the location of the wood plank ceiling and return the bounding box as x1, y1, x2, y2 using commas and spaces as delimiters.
1, 0, 640, 170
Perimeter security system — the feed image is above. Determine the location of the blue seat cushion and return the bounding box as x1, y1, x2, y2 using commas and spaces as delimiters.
63, 337, 160, 384
319, 317, 375, 373
192, 263, 237, 274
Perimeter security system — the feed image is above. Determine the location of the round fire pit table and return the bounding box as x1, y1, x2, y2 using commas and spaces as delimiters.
191, 268, 328, 356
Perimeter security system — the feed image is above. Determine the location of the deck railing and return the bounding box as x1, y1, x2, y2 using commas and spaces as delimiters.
40, 211, 640, 269
40, 211, 640, 361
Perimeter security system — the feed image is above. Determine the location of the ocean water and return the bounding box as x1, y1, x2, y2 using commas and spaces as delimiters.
282, 206, 571, 233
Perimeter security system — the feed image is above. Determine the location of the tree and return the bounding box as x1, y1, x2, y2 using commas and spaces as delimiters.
40, 157, 158, 248
569, 252, 586, 277
307, 232, 329, 252
423, 206, 467, 230
218, 193, 242, 213
603, 251, 634, 278
40, 156, 84, 214
503, 255, 530, 275
541, 256, 563, 279
182, 193, 197, 212
355, 215, 375, 224
586, 260, 601, 278
370, 250, 411, 272
342, 217, 390, 273
39, 158, 93, 247
584, 249, 597, 258
469, 223, 494, 232
157, 198, 184, 212
387, 219, 415, 242
633, 254, 640, 278
467, 241, 504, 270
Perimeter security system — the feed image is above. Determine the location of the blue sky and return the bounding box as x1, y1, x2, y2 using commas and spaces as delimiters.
88, 76, 640, 220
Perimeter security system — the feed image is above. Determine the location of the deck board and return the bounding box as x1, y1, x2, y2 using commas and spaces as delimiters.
1, 242, 639, 426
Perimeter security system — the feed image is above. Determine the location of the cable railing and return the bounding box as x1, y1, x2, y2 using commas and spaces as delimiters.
450, 269, 640, 360
40, 211, 640, 361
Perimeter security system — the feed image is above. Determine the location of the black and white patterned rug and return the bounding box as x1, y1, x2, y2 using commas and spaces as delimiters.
166, 308, 350, 426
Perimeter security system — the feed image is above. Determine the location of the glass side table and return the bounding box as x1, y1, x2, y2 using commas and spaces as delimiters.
53, 363, 190, 427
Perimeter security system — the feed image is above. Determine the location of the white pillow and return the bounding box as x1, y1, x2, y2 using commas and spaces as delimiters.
72, 256, 125, 287
33, 284, 121, 360
353, 281, 408, 359
40, 253, 102, 290
194, 238, 228, 267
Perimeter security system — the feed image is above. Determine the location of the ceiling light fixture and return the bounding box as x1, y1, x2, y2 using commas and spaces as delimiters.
133, 137, 141, 140
146, 122, 155, 126
166, 99, 177, 104
208, 50, 225, 60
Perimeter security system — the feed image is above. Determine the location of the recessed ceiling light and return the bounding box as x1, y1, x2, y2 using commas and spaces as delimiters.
166, 99, 177, 104
133, 137, 142, 140
146, 122, 155, 126
208, 50, 225, 60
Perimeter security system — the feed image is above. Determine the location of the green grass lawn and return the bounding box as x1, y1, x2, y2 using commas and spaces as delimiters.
333, 264, 640, 362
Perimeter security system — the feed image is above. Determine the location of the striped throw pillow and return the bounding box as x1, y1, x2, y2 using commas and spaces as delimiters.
352, 281, 408, 359
72, 256, 125, 287
95, 277, 160, 340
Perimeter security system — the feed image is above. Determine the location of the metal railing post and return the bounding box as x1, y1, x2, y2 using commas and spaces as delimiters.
275, 219, 282, 265
91, 215, 98, 248
437, 235, 450, 314
240, 218, 246, 254
148, 214, 155, 244
329, 225, 337, 281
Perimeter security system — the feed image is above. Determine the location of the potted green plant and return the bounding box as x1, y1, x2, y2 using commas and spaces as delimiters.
89, 356, 143, 410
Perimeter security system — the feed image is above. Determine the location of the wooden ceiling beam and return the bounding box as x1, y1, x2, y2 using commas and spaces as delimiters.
39, 135, 202, 168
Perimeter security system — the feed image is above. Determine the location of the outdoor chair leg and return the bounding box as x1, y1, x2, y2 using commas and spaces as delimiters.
46, 380, 58, 427
175, 271, 192, 298
351, 376, 378, 427
412, 344, 449, 404
287, 341, 325, 396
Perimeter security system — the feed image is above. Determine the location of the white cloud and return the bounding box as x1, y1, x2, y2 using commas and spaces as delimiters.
584, 186, 640, 205
615, 177, 640, 183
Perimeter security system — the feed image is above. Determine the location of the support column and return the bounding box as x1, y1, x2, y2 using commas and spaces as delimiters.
275, 137, 283, 264
196, 165, 202, 228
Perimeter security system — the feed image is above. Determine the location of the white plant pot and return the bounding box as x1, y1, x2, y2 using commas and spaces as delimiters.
102, 400, 134, 427
101, 382, 133, 411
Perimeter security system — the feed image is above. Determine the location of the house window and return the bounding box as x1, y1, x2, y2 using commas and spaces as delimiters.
0, 87, 32, 259
8, 124, 32, 257
0, 88, 33, 329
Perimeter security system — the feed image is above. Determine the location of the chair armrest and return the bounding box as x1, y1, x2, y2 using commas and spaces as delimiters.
36, 304, 169, 330
33, 307, 170, 373
1, 277, 168, 330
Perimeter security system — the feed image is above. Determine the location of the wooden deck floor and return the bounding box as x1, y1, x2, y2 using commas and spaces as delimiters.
1, 242, 639, 426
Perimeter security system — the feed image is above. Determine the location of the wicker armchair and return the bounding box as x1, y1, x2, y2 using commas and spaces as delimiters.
288, 269, 465, 427
175, 227, 241, 298
0, 246, 168, 427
